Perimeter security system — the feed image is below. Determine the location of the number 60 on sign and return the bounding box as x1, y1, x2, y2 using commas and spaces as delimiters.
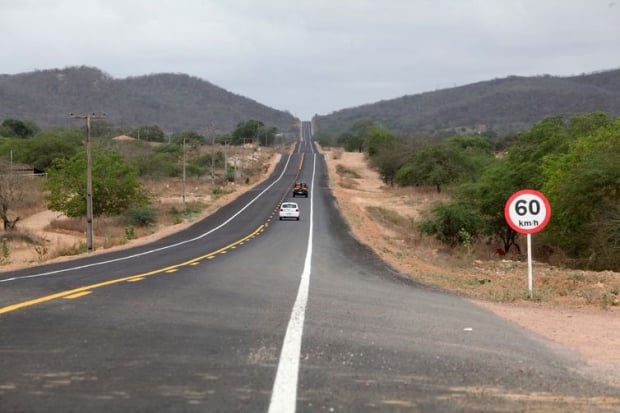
504, 189, 551, 234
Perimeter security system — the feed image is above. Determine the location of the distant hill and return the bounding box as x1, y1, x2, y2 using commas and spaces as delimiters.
313, 69, 620, 136
0, 66, 299, 135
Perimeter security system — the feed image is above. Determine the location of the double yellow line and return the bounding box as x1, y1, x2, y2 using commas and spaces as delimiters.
0, 225, 265, 315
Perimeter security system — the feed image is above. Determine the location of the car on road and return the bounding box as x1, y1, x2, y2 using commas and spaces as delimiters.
292, 182, 308, 198
279, 202, 300, 220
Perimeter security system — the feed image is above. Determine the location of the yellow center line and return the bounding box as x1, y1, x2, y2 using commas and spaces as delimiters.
0, 224, 265, 315
64, 291, 92, 299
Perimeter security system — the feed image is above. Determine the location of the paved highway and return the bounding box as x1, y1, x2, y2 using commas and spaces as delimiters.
0, 122, 617, 412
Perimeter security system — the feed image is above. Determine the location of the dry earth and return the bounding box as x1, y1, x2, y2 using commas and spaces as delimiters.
2, 149, 619, 387
322, 148, 619, 388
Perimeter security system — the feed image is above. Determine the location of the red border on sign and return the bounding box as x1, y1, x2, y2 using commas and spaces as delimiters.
504, 189, 551, 234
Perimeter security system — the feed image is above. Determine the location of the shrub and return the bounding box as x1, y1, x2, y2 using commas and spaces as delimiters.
419, 201, 482, 246
125, 226, 136, 240
125, 206, 158, 227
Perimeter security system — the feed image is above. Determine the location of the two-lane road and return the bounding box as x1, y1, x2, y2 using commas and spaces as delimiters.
0, 123, 617, 412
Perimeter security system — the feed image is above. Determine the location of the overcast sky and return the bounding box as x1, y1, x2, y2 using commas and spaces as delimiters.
1, 0, 619, 120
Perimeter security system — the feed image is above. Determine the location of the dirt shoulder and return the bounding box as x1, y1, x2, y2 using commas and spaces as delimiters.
3, 149, 619, 386
322, 148, 619, 386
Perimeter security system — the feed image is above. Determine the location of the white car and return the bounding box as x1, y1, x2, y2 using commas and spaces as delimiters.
279, 202, 300, 221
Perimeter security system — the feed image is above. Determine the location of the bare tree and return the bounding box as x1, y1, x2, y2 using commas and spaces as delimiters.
0, 168, 22, 231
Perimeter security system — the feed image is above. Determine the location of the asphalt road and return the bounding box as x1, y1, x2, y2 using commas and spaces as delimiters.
0, 123, 618, 412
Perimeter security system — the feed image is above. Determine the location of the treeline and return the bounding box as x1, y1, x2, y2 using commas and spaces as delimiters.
0, 118, 281, 173
0, 118, 286, 229
325, 113, 620, 271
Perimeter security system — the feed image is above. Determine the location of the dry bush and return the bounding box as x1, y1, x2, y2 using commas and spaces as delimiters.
365, 206, 415, 233
0, 230, 46, 246
95, 216, 129, 248
336, 164, 361, 179
4, 176, 48, 222
335, 164, 362, 189
16, 176, 47, 208
0, 230, 48, 265
338, 176, 358, 189
332, 148, 343, 160
49, 242, 87, 258
47, 216, 85, 233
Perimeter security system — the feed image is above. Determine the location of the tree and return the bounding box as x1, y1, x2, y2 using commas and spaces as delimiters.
18, 129, 84, 171
1, 119, 39, 138
394, 143, 469, 192
256, 126, 277, 147
446, 134, 493, 153
368, 137, 411, 186
336, 119, 387, 153
0, 164, 22, 230
131, 125, 166, 142
336, 131, 365, 152
45, 149, 151, 217
366, 128, 395, 158
419, 201, 483, 247
502, 116, 570, 189
86, 120, 115, 139
133, 150, 181, 178
454, 115, 588, 255
542, 120, 620, 268
567, 111, 611, 138
232, 120, 263, 145
459, 160, 522, 253
171, 130, 205, 146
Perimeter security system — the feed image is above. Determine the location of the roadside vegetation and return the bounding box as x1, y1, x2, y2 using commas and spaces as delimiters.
322, 113, 620, 308
2, 113, 619, 308
0, 118, 290, 263
328, 147, 620, 309
323, 112, 620, 272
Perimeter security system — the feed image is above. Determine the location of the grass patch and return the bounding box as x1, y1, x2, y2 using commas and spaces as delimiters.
53, 242, 87, 257
336, 164, 361, 178
47, 216, 85, 232
338, 176, 358, 189
365, 206, 414, 232
1, 230, 45, 245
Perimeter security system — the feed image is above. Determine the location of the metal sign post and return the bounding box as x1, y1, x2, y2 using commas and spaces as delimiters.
504, 189, 551, 298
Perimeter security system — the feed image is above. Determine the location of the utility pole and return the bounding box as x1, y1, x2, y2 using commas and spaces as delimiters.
182, 137, 187, 212
223, 138, 228, 178
211, 133, 215, 185
70, 112, 106, 253
241, 138, 249, 178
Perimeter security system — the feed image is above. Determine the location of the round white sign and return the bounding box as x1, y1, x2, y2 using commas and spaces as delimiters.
504, 189, 551, 234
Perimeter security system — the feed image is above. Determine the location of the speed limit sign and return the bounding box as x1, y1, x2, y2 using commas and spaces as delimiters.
504, 189, 551, 298
504, 189, 551, 234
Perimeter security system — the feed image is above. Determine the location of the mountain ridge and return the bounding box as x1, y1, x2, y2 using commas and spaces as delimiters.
3, 66, 620, 137
0, 66, 299, 134
313, 68, 620, 136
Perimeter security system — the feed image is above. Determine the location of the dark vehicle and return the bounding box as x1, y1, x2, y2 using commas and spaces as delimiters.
292, 182, 308, 198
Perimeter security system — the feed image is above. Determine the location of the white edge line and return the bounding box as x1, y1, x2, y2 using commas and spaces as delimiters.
0, 154, 292, 284
268, 153, 316, 413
